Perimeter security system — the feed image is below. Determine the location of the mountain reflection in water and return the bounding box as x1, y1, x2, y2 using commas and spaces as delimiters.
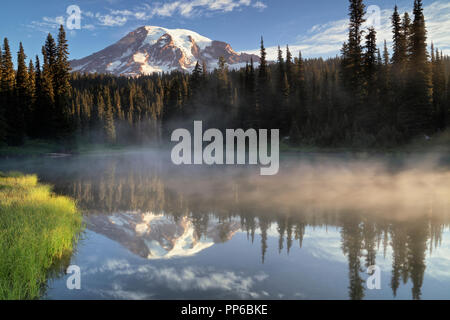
2, 151, 449, 300
85, 212, 240, 260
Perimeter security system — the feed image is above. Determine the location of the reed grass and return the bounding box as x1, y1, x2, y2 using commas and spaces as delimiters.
0, 172, 82, 300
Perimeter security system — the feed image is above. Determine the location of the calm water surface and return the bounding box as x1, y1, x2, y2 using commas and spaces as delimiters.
2, 151, 450, 300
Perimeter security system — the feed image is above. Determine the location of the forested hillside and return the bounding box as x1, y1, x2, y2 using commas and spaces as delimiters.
1, 0, 449, 149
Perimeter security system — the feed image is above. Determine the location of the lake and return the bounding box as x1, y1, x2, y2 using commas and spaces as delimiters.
1, 151, 449, 300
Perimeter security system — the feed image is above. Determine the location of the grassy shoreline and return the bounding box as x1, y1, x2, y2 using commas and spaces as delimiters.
0, 172, 82, 300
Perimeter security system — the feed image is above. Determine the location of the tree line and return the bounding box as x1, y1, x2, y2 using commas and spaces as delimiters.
0, 25, 73, 146
1, 0, 449, 148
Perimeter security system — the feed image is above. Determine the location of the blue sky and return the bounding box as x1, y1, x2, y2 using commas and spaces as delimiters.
1, 0, 449, 62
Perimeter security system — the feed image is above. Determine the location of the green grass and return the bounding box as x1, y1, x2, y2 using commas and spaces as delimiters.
0, 172, 82, 300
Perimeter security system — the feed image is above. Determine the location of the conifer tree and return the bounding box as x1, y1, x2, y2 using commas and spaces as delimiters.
96, 93, 105, 126
31, 55, 43, 137
27, 60, 36, 105
190, 61, 203, 96
1, 38, 15, 93
276, 46, 285, 93
391, 6, 406, 69
257, 37, 269, 128
361, 27, 378, 132
12, 42, 28, 144
275, 46, 287, 130
280, 72, 290, 133
258, 36, 267, 80
391, 8, 411, 131
378, 40, 392, 126
0, 43, 5, 144
103, 92, 116, 143
127, 89, 134, 127
383, 40, 389, 66
243, 57, 257, 128
188, 61, 203, 116
54, 25, 73, 137
113, 89, 123, 121
2, 38, 17, 144
277, 45, 284, 77
364, 27, 378, 90
431, 42, 435, 64
400, 0, 432, 136
377, 49, 382, 66
285, 45, 293, 84
34, 55, 41, 94
346, 0, 366, 79
341, 0, 366, 124
26, 60, 37, 136
39, 46, 55, 138
432, 48, 446, 129
44, 33, 57, 76
216, 56, 230, 105
16, 43, 28, 94
402, 12, 412, 59
446, 73, 450, 127
295, 51, 306, 129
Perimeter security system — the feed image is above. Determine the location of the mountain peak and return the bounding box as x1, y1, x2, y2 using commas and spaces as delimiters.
70, 26, 259, 76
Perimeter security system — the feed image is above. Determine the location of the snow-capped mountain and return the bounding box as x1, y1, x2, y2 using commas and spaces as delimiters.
70, 26, 260, 76
85, 212, 241, 259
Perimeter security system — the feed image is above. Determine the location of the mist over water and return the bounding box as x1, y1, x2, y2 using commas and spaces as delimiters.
1, 150, 449, 300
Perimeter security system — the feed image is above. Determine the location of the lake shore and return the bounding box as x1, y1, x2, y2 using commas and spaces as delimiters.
0, 172, 82, 300
1, 129, 449, 164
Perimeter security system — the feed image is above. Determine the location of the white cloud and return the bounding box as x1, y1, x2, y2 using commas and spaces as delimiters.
103, 0, 266, 21
148, 0, 262, 18
85, 260, 269, 299
43, 16, 65, 25
83, 11, 95, 18
28, 16, 65, 33
253, 1, 267, 10
82, 24, 96, 31
98, 283, 154, 300
29, 0, 266, 34
424, 1, 450, 54
95, 13, 128, 27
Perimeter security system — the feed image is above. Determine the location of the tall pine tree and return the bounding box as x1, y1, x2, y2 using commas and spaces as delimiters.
257, 37, 270, 128
12, 42, 28, 144
360, 27, 378, 133
26, 59, 36, 135
39, 45, 55, 138
341, 0, 366, 128
2, 38, 18, 145
54, 25, 73, 138
103, 91, 116, 143
432, 48, 446, 130
0, 43, 5, 145
391, 6, 407, 71
400, 0, 432, 137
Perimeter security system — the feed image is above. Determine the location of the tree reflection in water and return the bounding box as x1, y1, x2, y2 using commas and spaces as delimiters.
4, 152, 449, 300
